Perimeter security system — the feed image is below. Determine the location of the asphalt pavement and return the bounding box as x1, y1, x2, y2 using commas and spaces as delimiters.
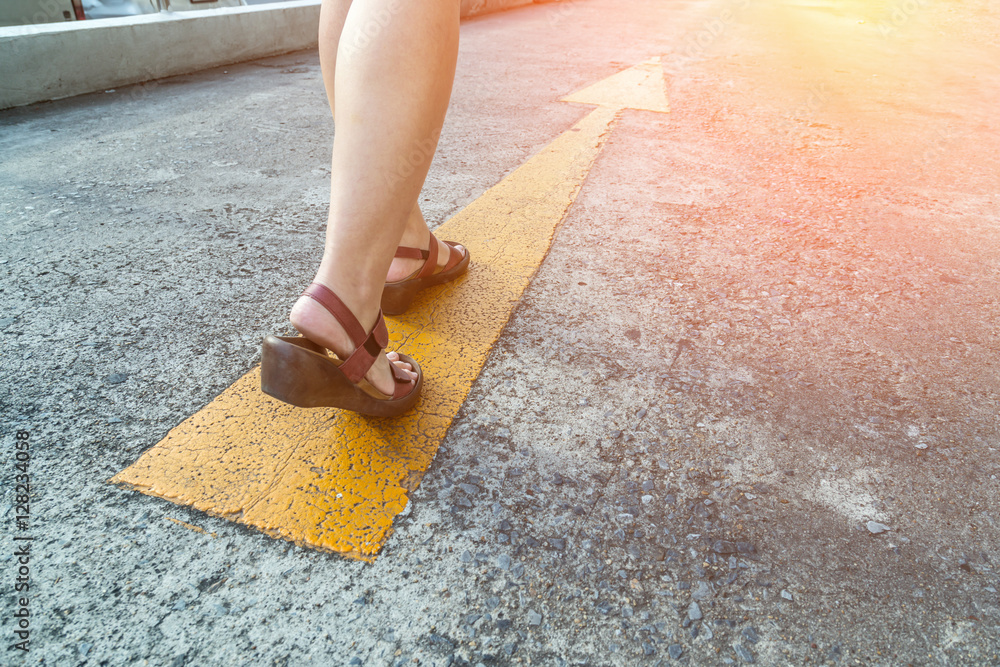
3, 0, 1000, 665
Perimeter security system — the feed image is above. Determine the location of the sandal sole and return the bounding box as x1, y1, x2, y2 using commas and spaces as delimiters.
260, 336, 422, 417
381, 242, 470, 315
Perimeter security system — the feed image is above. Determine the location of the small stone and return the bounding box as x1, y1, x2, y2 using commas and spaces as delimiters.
780, 589, 793, 601
734, 644, 755, 662
78, 643, 92, 658
548, 538, 566, 550
687, 602, 702, 621
171, 600, 186, 610
527, 610, 542, 626
349, 658, 362, 666
866, 521, 891, 534
915, 443, 928, 450
498, 554, 512, 570
503, 643, 517, 656
658, 459, 671, 470
642, 480, 655, 492
692, 581, 712, 600
668, 644, 683, 660
713, 540, 738, 554
460, 550, 473, 563
108, 416, 123, 424
741, 626, 759, 644
486, 596, 500, 610
459, 483, 480, 495
643, 642, 655, 656
664, 494, 676, 505
107, 373, 128, 384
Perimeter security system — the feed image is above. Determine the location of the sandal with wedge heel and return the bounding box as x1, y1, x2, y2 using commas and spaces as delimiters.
381, 231, 470, 315
261, 282, 422, 416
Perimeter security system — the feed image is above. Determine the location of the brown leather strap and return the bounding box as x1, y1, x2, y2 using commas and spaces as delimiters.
301, 283, 390, 384
394, 246, 429, 260
394, 233, 465, 280
416, 232, 439, 280
390, 362, 414, 399
441, 241, 465, 272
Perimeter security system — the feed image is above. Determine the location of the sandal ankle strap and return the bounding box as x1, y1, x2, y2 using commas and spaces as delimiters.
301, 283, 391, 384
394, 231, 464, 278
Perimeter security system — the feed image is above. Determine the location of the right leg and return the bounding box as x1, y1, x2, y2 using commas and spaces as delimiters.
290, 0, 461, 397
319, 0, 462, 288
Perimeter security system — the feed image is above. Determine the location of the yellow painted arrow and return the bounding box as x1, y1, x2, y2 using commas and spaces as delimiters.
111, 57, 670, 561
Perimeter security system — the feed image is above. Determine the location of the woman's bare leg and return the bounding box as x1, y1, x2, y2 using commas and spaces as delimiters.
290, 0, 460, 395
317, 0, 462, 288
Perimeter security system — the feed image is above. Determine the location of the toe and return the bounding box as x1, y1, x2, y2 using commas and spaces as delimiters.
386, 352, 417, 382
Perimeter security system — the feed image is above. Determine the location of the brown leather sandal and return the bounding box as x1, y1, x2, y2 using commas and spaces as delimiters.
261, 283, 422, 416
381, 231, 470, 315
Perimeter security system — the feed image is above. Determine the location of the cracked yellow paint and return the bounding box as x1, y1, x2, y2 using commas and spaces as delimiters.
111, 59, 669, 561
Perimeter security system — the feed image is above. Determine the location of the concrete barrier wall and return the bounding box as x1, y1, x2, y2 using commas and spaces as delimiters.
0, 0, 554, 110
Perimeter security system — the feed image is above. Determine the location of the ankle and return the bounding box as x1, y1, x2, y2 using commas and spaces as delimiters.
311, 264, 385, 328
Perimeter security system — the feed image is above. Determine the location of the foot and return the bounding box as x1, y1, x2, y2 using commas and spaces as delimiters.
386, 233, 466, 284
289, 293, 417, 397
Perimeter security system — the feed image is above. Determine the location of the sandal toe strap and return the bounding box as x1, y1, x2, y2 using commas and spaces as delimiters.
389, 362, 416, 399
393, 246, 429, 260
441, 241, 466, 272
415, 231, 440, 280
338, 313, 389, 383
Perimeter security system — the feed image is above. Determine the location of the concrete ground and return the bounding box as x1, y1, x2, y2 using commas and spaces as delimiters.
3, 0, 1000, 665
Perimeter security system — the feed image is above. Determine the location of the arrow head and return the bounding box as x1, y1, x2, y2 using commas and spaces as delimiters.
561, 57, 670, 113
